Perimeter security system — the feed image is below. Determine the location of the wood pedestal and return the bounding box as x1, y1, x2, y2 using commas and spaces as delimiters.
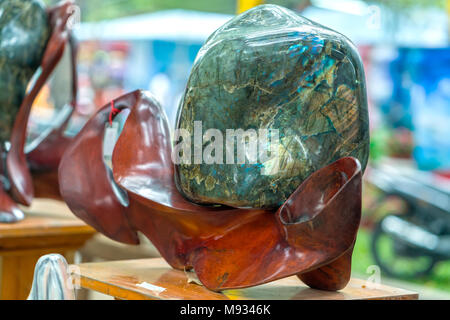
0, 200, 95, 299
74, 258, 418, 300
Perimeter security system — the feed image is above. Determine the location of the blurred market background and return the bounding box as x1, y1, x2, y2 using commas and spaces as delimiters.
33, 0, 450, 298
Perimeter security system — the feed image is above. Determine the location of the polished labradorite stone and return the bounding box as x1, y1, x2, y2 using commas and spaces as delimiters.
175, 4, 369, 209
0, 0, 50, 143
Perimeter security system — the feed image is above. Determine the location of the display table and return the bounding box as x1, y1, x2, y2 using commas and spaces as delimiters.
0, 200, 96, 300
74, 258, 419, 300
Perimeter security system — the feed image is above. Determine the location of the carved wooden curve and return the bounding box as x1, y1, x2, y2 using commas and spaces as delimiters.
59, 90, 362, 291
0, 1, 76, 222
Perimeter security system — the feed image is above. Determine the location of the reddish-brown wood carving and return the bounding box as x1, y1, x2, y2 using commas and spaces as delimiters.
59, 90, 362, 291
0, 1, 77, 222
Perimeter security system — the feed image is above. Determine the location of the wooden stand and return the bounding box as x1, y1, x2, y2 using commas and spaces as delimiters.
74, 258, 418, 300
0, 200, 96, 300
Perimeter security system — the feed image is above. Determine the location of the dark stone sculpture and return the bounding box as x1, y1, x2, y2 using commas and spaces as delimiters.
0, 1, 77, 222
176, 4, 369, 209
0, 0, 50, 143
59, 90, 362, 291
59, 4, 369, 292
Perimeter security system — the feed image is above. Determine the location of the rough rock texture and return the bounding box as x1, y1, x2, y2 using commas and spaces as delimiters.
175, 4, 369, 209
0, 0, 50, 143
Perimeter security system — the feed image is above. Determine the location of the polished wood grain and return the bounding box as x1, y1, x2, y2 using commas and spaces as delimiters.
60, 90, 363, 292
0, 217, 94, 249
0, 202, 95, 300
74, 258, 418, 300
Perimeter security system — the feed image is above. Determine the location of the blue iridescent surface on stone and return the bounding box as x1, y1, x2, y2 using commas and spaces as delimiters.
175, 4, 369, 209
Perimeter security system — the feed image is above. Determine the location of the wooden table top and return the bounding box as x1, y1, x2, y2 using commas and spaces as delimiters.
0, 200, 95, 250
74, 258, 419, 300
0, 200, 96, 300
0, 216, 94, 237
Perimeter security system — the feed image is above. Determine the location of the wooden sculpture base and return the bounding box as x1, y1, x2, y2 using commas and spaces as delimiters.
74, 258, 418, 300
59, 91, 365, 291
0, 200, 95, 300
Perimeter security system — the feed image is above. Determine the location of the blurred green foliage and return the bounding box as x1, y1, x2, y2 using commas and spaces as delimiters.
353, 229, 450, 292
42, 0, 447, 22
44, 0, 312, 21
43, 0, 235, 20
364, 0, 446, 10
77, 0, 235, 21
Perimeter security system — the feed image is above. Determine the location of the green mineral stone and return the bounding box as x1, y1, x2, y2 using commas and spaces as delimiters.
0, 0, 50, 143
175, 4, 369, 209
